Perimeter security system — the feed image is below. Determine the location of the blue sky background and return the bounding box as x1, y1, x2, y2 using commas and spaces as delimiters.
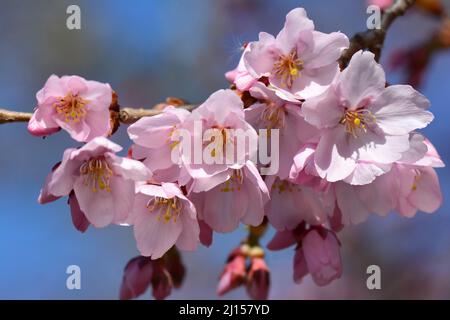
0, 0, 449, 299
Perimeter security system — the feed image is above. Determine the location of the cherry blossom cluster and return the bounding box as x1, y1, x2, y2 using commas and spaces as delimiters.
28, 8, 444, 299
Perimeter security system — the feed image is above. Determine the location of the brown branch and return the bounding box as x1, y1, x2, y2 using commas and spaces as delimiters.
0, 105, 197, 125
339, 0, 416, 68
0, 109, 32, 124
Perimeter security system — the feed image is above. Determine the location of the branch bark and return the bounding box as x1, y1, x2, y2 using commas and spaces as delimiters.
339, 0, 416, 68
0, 105, 197, 125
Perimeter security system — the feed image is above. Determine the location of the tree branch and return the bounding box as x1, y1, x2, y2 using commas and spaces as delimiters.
339, 0, 416, 68
0, 104, 197, 125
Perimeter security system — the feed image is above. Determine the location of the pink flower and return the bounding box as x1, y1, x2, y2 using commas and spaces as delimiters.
181, 89, 258, 189
28, 75, 113, 142
385, 138, 444, 217
265, 176, 330, 231
190, 161, 269, 233
268, 226, 342, 286
128, 106, 191, 183
245, 82, 319, 179
217, 250, 246, 296
130, 183, 200, 259
302, 51, 434, 184
332, 135, 444, 224
297, 228, 342, 286
244, 8, 349, 99
225, 45, 258, 92
39, 137, 151, 227
246, 257, 270, 300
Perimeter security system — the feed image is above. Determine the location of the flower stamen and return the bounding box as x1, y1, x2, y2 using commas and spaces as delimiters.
79, 157, 113, 193
340, 109, 376, 138
147, 197, 182, 223
273, 49, 304, 88
54, 92, 89, 123
221, 169, 244, 192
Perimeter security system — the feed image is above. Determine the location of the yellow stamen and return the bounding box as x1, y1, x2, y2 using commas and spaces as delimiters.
54, 92, 89, 123
271, 180, 298, 194
273, 49, 304, 88
340, 109, 376, 138
79, 157, 113, 193
147, 196, 182, 223
220, 169, 244, 192
261, 102, 285, 130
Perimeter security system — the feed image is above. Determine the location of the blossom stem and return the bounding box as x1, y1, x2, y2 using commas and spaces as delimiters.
339, 0, 416, 68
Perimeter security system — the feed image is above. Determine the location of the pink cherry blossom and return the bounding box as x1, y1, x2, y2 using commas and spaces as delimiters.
181, 89, 258, 191
39, 137, 151, 227
190, 161, 269, 233
331, 135, 444, 225
297, 228, 342, 286
244, 8, 349, 99
245, 82, 319, 179
302, 50, 434, 184
265, 176, 331, 231
225, 45, 257, 92
130, 183, 200, 259
28, 75, 113, 142
128, 106, 191, 183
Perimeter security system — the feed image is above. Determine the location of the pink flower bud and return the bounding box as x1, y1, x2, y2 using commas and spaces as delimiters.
246, 257, 270, 300
151, 263, 173, 300
217, 254, 246, 296
119, 256, 153, 300
301, 228, 342, 286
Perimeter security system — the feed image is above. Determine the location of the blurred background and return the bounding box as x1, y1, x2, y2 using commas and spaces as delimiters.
0, 0, 449, 299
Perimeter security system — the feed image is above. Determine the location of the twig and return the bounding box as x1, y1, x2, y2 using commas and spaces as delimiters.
339, 0, 416, 68
0, 105, 197, 125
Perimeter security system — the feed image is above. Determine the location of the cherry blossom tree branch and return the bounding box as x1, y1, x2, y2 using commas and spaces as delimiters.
0, 104, 197, 125
339, 0, 416, 68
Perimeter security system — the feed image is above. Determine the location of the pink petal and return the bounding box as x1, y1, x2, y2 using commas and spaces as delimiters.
68, 192, 90, 233
338, 50, 385, 107
371, 85, 433, 135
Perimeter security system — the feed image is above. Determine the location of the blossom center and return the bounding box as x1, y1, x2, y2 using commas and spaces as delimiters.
147, 196, 182, 223
411, 170, 421, 191
208, 126, 232, 158
54, 92, 89, 123
339, 109, 375, 138
221, 169, 244, 192
271, 180, 298, 194
79, 157, 113, 193
261, 102, 285, 130
273, 49, 304, 88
